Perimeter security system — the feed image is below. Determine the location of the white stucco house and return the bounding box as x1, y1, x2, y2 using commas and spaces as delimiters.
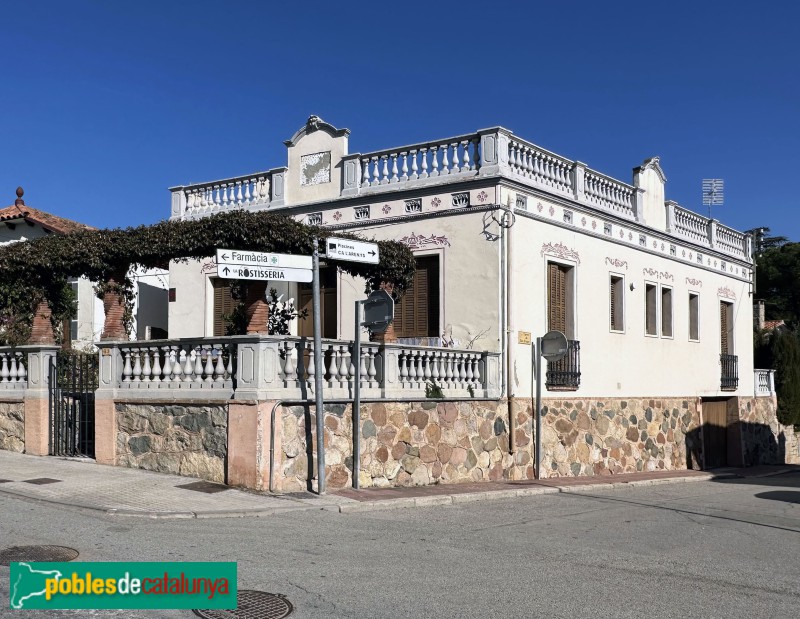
0, 188, 168, 347
165, 116, 768, 471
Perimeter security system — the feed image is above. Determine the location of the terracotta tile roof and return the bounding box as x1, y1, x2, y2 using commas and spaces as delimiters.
0, 203, 95, 235
763, 320, 785, 330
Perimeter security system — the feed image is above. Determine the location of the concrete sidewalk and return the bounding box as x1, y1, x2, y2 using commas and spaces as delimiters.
1, 451, 797, 518
0, 451, 349, 518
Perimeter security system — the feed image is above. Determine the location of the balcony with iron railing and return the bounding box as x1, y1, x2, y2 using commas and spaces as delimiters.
546, 340, 581, 391
721, 354, 739, 391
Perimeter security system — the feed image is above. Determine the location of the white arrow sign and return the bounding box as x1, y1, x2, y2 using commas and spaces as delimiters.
325, 237, 379, 264
217, 265, 313, 282
216, 249, 312, 270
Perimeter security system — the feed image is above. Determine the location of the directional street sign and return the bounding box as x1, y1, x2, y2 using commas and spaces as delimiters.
217, 264, 313, 282
325, 237, 379, 264
216, 249, 312, 270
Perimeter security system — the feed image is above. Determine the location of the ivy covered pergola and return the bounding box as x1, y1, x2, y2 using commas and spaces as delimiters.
0, 210, 416, 345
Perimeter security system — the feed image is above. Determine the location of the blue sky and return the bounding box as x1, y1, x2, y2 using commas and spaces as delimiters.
2, 1, 798, 240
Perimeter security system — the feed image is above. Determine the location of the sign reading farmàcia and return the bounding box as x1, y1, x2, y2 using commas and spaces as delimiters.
215, 249, 312, 282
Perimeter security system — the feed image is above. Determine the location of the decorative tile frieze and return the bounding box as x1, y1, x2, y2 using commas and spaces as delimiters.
604, 222, 612, 236
431, 197, 441, 208
516, 194, 528, 210
605, 258, 628, 269
306, 212, 323, 226
404, 199, 422, 214
354, 205, 371, 221
643, 268, 674, 281
639, 234, 646, 247
451, 192, 469, 208
541, 242, 581, 265
563, 210, 573, 224
332, 211, 342, 221
477, 190, 489, 203
397, 232, 451, 250
382, 204, 392, 215
670, 244, 676, 256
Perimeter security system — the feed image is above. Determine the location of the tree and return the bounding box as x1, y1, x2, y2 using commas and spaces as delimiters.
754, 242, 800, 326
770, 330, 800, 428
746, 227, 788, 255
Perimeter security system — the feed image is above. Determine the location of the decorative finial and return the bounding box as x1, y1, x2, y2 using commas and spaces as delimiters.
307, 115, 321, 129
15, 186, 24, 206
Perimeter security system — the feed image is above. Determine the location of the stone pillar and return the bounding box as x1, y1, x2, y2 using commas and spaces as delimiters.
573, 161, 586, 202
100, 274, 129, 341
22, 346, 59, 456
29, 300, 56, 345
245, 281, 269, 334
227, 400, 278, 490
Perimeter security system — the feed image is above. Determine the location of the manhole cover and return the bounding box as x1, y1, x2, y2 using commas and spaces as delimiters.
0, 545, 79, 566
193, 590, 293, 619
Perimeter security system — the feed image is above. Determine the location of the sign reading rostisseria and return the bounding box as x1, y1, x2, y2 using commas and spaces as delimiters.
215, 249, 313, 282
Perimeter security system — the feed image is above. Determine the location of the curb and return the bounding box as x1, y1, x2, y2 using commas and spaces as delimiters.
336, 474, 724, 513
0, 486, 345, 520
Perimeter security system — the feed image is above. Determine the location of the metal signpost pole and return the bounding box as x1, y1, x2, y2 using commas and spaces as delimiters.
352, 301, 362, 489
535, 336, 543, 480
312, 238, 326, 494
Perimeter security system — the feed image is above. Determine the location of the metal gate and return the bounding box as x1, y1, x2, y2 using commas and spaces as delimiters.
49, 351, 98, 457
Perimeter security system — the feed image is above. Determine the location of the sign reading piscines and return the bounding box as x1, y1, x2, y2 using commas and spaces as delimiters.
325, 237, 379, 264
215, 249, 313, 282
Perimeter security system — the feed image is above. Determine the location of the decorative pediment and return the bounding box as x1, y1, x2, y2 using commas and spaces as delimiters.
634, 156, 667, 183
284, 115, 350, 147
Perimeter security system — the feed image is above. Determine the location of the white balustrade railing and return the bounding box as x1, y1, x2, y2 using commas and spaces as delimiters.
98, 336, 500, 400
116, 339, 235, 391
754, 369, 775, 397
715, 223, 747, 258
583, 170, 636, 218
358, 135, 481, 189
0, 350, 27, 390
674, 206, 710, 245
508, 137, 574, 196
180, 173, 271, 218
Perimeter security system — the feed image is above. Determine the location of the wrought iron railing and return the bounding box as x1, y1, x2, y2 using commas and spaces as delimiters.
546, 339, 581, 390
721, 353, 738, 390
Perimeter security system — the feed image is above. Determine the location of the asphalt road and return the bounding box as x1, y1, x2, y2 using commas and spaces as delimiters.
1, 473, 799, 618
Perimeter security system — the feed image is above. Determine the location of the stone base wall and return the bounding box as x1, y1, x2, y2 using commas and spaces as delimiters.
542, 398, 701, 477
739, 397, 800, 465
115, 403, 228, 483
0, 401, 24, 453
280, 400, 534, 492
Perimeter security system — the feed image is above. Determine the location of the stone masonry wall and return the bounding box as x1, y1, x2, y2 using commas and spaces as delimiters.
280, 400, 534, 492
542, 398, 702, 477
0, 401, 24, 453
739, 397, 800, 465
115, 403, 228, 483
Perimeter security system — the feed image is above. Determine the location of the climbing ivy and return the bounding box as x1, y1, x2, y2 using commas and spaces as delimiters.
0, 210, 416, 340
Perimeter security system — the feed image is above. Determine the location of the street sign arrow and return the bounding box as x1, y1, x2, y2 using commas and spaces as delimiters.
222, 266, 230, 275
326, 237, 380, 264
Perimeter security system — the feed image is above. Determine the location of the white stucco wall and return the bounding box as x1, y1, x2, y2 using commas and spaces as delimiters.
501, 188, 753, 399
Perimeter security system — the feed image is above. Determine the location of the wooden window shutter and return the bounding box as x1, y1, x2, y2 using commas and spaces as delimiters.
720, 302, 729, 354
393, 256, 440, 338
548, 263, 567, 333
610, 278, 616, 330
213, 280, 234, 336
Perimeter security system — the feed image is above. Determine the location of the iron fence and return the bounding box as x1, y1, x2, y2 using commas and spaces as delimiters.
720, 353, 738, 391
546, 339, 581, 390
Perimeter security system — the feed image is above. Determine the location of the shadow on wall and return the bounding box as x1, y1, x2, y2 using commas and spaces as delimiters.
685, 421, 788, 469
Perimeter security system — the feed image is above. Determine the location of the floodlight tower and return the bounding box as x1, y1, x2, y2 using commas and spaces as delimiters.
702, 178, 724, 219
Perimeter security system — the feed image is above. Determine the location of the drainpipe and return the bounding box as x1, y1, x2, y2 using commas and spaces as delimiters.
504, 201, 516, 455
